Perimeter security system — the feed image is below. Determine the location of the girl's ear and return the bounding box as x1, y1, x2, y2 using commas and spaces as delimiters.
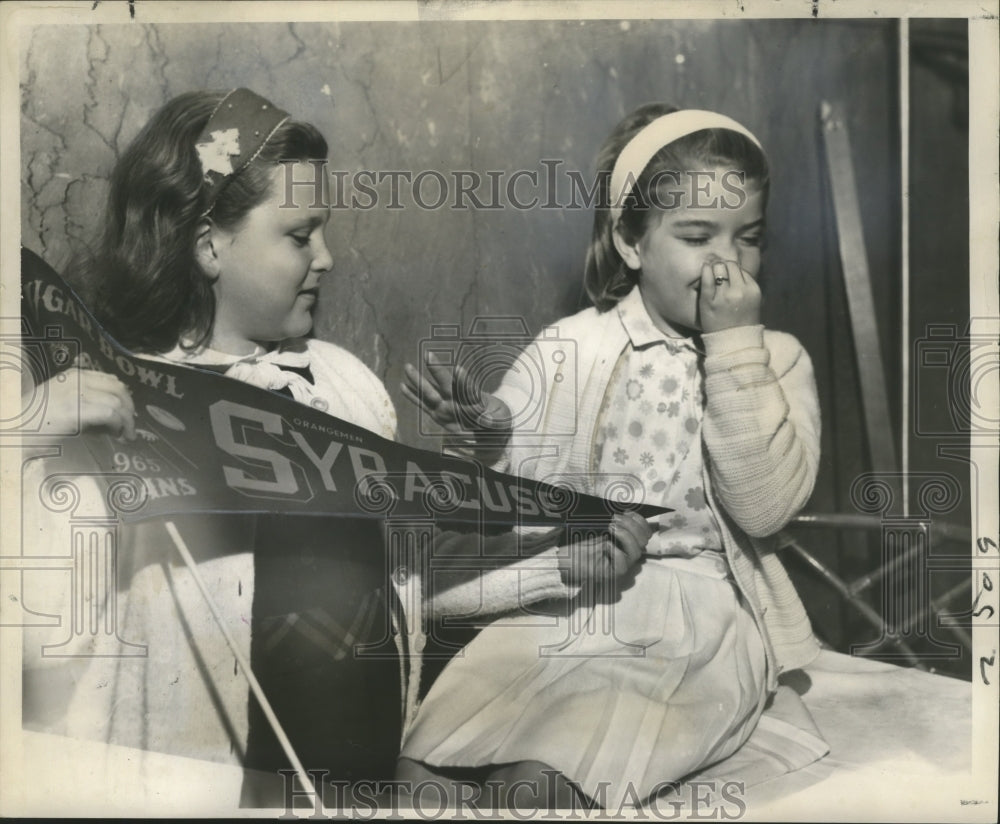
193, 220, 221, 280
612, 224, 642, 271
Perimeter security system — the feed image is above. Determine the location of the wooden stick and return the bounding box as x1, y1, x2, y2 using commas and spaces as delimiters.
163, 520, 322, 812
821, 100, 899, 475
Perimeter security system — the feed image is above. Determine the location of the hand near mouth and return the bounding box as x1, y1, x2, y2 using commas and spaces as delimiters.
697, 258, 761, 333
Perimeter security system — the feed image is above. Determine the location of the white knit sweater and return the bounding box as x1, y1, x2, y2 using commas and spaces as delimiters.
429, 288, 822, 692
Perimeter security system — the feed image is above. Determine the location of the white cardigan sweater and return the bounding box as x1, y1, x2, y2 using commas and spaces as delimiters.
430, 291, 822, 693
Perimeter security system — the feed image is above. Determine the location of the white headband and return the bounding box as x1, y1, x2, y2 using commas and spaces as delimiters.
609, 109, 763, 225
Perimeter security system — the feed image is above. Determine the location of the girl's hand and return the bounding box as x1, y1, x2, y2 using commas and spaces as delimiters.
559, 511, 651, 588
28, 368, 136, 440
401, 352, 512, 439
698, 258, 762, 333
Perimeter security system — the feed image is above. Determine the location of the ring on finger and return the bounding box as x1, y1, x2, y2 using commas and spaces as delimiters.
714, 276, 729, 286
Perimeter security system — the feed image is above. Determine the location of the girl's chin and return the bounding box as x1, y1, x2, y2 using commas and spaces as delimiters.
286, 327, 314, 341
286, 314, 315, 339
657, 315, 699, 338
258, 327, 312, 347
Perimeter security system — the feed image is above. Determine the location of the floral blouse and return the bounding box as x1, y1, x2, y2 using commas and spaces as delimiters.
592, 287, 723, 557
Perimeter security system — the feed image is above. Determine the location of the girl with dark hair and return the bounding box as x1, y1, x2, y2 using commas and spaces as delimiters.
400, 104, 826, 810
23, 89, 403, 798
24, 87, 626, 806
85, 89, 331, 355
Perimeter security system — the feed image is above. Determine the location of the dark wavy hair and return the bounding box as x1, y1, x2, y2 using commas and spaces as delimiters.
583, 103, 770, 312
81, 90, 328, 354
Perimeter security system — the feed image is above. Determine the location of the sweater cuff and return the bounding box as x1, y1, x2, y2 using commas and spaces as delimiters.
513, 563, 576, 604
428, 552, 575, 618
701, 324, 765, 357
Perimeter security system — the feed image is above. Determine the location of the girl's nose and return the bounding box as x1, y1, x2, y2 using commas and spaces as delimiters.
312, 237, 334, 273
722, 236, 741, 257
706, 239, 739, 266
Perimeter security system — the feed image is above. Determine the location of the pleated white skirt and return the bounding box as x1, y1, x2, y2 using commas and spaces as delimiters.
402, 551, 767, 808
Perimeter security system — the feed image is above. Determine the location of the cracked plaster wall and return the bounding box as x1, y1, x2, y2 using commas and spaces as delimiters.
20, 17, 976, 669
25, 17, 956, 651
20, 19, 896, 478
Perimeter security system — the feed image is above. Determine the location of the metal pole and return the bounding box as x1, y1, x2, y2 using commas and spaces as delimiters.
900, 17, 911, 517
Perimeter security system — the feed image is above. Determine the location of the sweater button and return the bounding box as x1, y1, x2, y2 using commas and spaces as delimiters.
310, 397, 329, 411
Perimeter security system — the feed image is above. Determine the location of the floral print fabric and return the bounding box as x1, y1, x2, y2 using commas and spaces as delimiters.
592, 287, 723, 556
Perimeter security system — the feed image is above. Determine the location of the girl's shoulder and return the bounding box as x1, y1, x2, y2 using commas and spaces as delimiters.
297, 337, 389, 390
300, 336, 376, 370
294, 337, 397, 437
538, 303, 610, 338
